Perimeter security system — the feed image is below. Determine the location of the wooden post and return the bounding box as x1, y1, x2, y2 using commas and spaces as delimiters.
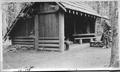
74, 15, 76, 34
90, 38, 93, 42
34, 15, 39, 50
59, 12, 64, 52
79, 39, 82, 44
95, 17, 98, 35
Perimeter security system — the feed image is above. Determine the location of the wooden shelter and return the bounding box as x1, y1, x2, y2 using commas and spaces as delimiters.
4, 1, 106, 51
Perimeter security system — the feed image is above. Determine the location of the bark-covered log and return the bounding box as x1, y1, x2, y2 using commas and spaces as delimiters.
109, 1, 119, 67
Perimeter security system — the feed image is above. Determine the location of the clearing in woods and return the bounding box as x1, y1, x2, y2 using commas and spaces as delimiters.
3, 43, 111, 69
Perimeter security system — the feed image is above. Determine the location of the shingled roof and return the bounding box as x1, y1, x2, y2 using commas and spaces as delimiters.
59, 1, 102, 17
3, 1, 103, 40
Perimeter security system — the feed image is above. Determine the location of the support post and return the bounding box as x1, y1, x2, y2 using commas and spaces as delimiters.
90, 38, 93, 42
59, 12, 64, 52
79, 39, 82, 44
95, 17, 98, 35
74, 15, 76, 34
34, 15, 39, 50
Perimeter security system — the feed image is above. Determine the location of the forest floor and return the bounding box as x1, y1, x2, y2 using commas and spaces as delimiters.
3, 43, 111, 70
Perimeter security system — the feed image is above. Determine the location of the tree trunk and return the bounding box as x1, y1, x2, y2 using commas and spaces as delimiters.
109, 1, 119, 67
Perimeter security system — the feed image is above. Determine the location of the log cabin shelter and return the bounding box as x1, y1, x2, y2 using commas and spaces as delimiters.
4, 1, 106, 51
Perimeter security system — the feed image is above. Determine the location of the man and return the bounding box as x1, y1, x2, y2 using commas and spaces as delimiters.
101, 20, 111, 48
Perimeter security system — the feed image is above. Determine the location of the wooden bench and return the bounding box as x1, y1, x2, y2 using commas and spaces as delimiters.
74, 37, 96, 44
73, 33, 96, 44
73, 33, 96, 37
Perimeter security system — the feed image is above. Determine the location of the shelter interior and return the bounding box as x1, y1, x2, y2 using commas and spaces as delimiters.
64, 10, 97, 42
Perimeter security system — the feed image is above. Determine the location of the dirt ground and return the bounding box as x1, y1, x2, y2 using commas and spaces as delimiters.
3, 43, 111, 70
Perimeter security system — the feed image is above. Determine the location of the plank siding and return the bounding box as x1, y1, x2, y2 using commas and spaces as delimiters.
11, 2, 60, 51
12, 20, 26, 36
38, 13, 59, 38
11, 17, 34, 37
27, 17, 34, 36
36, 3, 59, 50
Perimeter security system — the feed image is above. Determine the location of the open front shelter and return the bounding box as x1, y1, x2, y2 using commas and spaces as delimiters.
4, 1, 106, 51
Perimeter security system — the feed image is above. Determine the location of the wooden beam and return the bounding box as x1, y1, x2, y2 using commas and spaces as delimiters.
59, 12, 64, 52
74, 15, 76, 34
56, 2, 67, 12
34, 15, 39, 50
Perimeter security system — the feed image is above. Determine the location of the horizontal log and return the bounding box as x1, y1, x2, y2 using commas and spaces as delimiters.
13, 39, 34, 42
39, 37, 59, 40
13, 41, 34, 45
39, 44, 59, 48
13, 37, 59, 40
12, 44, 34, 47
37, 48, 59, 51
39, 42, 59, 44
14, 36, 34, 39
39, 40, 59, 44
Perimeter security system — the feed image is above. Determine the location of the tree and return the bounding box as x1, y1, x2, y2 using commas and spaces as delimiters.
109, 1, 119, 67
